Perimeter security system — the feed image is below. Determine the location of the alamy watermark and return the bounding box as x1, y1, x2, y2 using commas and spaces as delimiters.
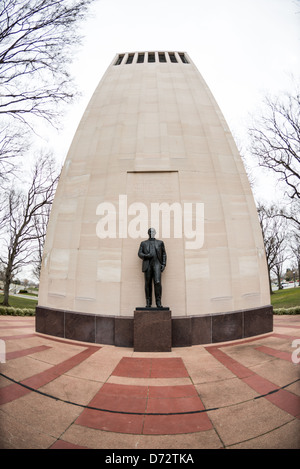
96, 195, 204, 249
0, 339, 5, 363
292, 339, 300, 364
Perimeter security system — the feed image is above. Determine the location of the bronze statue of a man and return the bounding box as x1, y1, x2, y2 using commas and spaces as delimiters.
138, 228, 167, 308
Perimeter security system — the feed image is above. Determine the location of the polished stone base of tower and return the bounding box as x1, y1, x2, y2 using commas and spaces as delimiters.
35, 305, 273, 348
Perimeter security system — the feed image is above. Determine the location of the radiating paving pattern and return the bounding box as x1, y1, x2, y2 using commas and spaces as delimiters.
206, 343, 300, 418
0, 315, 299, 449
75, 357, 212, 434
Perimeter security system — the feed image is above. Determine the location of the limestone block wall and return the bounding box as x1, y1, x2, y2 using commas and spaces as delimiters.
38, 51, 270, 323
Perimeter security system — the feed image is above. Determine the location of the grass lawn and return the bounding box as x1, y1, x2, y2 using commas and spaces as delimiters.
0, 294, 38, 309
271, 287, 300, 309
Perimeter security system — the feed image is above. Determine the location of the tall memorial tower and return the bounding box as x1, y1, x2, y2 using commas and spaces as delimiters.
36, 51, 273, 347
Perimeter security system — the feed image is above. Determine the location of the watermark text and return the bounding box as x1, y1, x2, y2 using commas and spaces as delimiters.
96, 195, 204, 249
292, 339, 300, 364
0, 339, 6, 363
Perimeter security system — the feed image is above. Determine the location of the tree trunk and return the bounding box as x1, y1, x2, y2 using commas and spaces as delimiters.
267, 268, 273, 295
2, 256, 13, 306
277, 271, 281, 290
3, 271, 11, 306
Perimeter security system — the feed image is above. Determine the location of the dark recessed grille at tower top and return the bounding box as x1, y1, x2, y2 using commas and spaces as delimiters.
126, 54, 134, 64
114, 52, 190, 65
148, 52, 155, 62
114, 54, 124, 65
179, 53, 189, 64
168, 52, 177, 63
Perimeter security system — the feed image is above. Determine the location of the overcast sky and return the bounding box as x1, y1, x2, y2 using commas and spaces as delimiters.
16, 0, 299, 282
49, 0, 300, 202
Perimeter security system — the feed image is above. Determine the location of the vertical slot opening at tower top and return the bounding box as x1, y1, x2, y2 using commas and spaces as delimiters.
169, 52, 177, 63
126, 54, 134, 64
148, 52, 155, 63
179, 53, 189, 64
137, 53, 144, 63
115, 54, 124, 65
159, 52, 167, 63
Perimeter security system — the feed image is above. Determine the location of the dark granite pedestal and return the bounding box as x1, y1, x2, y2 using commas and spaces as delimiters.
36, 305, 273, 347
134, 307, 172, 352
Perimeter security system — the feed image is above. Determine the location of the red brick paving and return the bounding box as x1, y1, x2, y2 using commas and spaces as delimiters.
255, 345, 293, 362
112, 357, 189, 378
49, 440, 87, 449
76, 409, 145, 434
0, 316, 299, 448
75, 362, 210, 434
0, 346, 100, 405
0, 333, 37, 340
206, 344, 300, 419
143, 412, 212, 435
206, 346, 253, 378
148, 384, 198, 398
6, 345, 51, 361
266, 389, 300, 418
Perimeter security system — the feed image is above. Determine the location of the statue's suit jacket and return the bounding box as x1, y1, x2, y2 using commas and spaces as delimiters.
138, 239, 167, 272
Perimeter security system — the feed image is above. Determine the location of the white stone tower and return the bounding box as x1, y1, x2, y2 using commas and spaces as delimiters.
36, 51, 272, 346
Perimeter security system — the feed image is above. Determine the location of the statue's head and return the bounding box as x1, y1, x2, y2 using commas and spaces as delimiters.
148, 228, 156, 238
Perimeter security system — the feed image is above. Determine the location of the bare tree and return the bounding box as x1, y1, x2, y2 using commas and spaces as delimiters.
271, 253, 285, 290
0, 0, 94, 124
249, 89, 300, 228
249, 90, 299, 199
0, 0, 95, 178
257, 202, 289, 294
278, 199, 300, 231
31, 200, 52, 281
0, 155, 59, 306
0, 261, 5, 283
0, 126, 28, 180
290, 231, 300, 286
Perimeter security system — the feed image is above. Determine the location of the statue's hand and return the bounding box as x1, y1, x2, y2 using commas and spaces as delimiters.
161, 265, 165, 272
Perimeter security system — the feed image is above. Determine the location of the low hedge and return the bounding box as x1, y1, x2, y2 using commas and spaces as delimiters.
0, 306, 36, 316
0, 305, 299, 317
273, 306, 300, 315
